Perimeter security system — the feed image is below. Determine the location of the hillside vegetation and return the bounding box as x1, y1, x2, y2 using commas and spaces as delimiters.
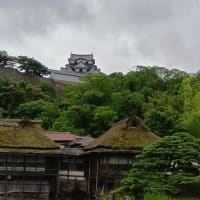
1, 61, 200, 138
1, 50, 200, 138
2, 50, 200, 199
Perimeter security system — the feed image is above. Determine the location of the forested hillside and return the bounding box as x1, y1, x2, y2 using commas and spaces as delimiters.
1, 54, 200, 138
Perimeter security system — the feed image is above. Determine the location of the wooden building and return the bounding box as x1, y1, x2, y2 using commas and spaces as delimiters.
84, 118, 160, 198
46, 132, 94, 198
0, 119, 61, 197
46, 133, 94, 182
0, 118, 159, 199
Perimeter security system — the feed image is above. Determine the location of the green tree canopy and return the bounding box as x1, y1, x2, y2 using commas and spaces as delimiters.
0, 50, 15, 67
0, 81, 25, 117
0, 80, 58, 119
15, 100, 46, 119
17, 56, 49, 77
117, 133, 200, 198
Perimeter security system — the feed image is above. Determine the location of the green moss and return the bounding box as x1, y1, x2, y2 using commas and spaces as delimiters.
0, 119, 59, 154
0, 148, 61, 154
86, 119, 160, 150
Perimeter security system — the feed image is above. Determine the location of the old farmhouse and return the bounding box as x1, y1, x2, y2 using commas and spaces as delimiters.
0, 119, 61, 197
0, 118, 159, 199
84, 118, 159, 198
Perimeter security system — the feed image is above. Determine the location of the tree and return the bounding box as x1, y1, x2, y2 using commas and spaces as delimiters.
0, 107, 3, 118
0, 81, 25, 117
123, 92, 145, 117
181, 111, 200, 137
178, 77, 200, 136
92, 106, 117, 137
15, 100, 46, 119
22, 84, 49, 101
124, 67, 163, 93
0, 50, 15, 67
39, 83, 57, 99
52, 104, 93, 135
117, 133, 200, 199
17, 56, 49, 77
143, 91, 180, 136
40, 102, 60, 130
144, 106, 179, 136
52, 104, 117, 137
80, 73, 114, 105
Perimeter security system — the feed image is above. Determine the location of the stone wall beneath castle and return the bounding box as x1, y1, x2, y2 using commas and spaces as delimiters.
49, 70, 82, 83
0, 67, 52, 84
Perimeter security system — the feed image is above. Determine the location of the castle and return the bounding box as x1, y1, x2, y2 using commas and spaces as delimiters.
49, 53, 100, 83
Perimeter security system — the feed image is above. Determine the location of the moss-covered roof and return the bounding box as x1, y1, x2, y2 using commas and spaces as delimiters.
85, 118, 160, 151
0, 119, 60, 154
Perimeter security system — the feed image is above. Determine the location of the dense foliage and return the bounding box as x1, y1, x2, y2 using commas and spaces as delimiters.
1, 50, 200, 138
0, 51, 15, 67
0, 50, 49, 77
0, 80, 59, 129
1, 50, 200, 199
51, 67, 197, 137
116, 133, 200, 199
17, 56, 49, 77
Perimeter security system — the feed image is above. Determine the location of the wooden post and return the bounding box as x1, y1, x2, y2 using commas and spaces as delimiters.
95, 157, 99, 197
5, 176, 7, 195
87, 159, 91, 199
57, 158, 60, 195
5, 155, 8, 195
67, 158, 70, 180
22, 155, 25, 193
105, 176, 108, 194
39, 174, 42, 194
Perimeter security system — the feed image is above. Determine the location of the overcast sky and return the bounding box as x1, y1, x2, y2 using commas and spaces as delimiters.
1, 0, 200, 74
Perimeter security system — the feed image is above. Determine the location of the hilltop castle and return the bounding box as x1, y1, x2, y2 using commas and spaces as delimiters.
49, 53, 100, 83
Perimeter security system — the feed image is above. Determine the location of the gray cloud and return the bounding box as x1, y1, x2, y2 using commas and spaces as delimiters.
0, 0, 200, 73
0, 0, 94, 37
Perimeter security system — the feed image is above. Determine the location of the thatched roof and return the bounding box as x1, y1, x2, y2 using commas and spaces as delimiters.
0, 119, 60, 154
85, 118, 160, 151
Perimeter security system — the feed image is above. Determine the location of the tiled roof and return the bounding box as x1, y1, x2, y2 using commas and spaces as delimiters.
70, 53, 93, 60
46, 132, 77, 142
73, 136, 94, 147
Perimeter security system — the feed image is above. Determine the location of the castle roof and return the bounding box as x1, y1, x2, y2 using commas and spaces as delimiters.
70, 53, 93, 61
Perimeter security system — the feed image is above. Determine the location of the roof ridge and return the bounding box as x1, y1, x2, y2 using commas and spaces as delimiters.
0, 146, 59, 150
71, 53, 93, 56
